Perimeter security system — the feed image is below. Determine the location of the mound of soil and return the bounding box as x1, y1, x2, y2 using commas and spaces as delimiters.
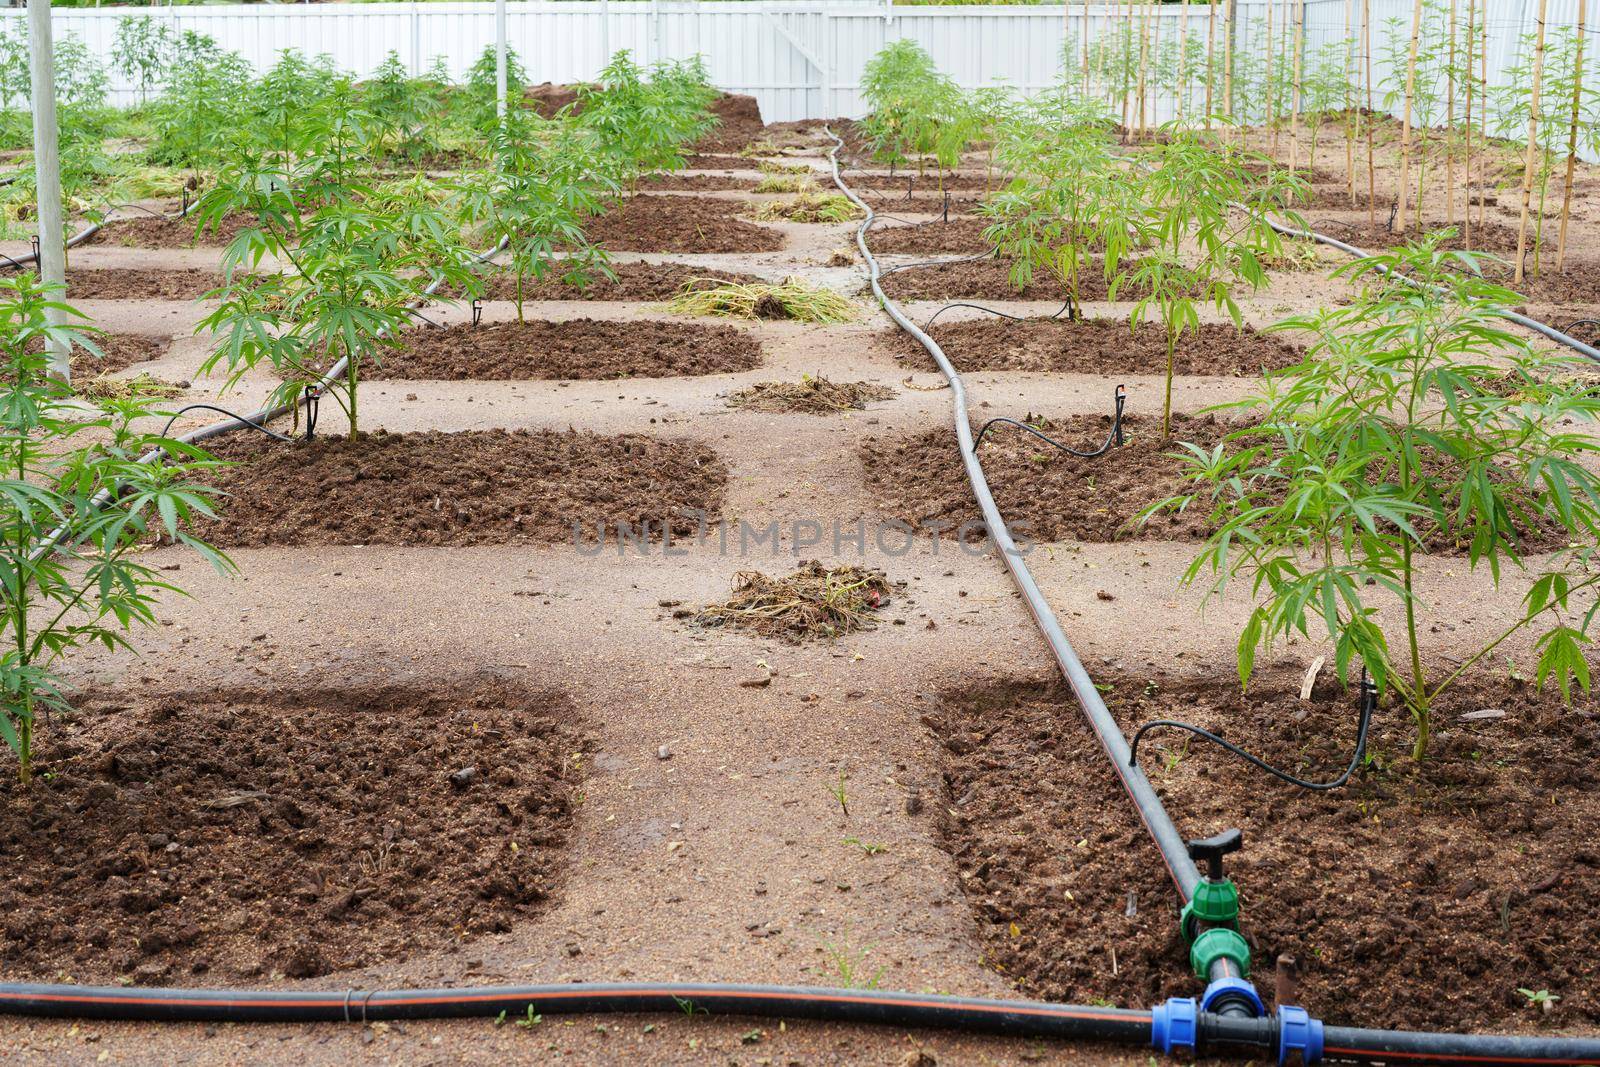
1494, 260, 1600, 312
88, 213, 256, 250
195, 428, 728, 548
27, 333, 170, 377
682, 154, 753, 171
476, 262, 764, 302
878, 258, 1141, 302
375, 318, 761, 380
932, 666, 1600, 1030
867, 218, 993, 256
890, 317, 1304, 376
0, 678, 588, 984
849, 173, 995, 193
527, 81, 583, 118
857, 192, 983, 216
693, 94, 767, 154
588, 195, 784, 254
729, 377, 895, 414
639, 173, 759, 192
862, 413, 1569, 550
1313, 219, 1524, 255
64, 268, 223, 300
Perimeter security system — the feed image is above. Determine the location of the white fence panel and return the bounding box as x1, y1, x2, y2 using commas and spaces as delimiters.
1, 0, 1593, 157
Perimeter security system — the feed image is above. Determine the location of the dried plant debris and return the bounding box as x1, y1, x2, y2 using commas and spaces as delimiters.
749, 193, 863, 224
729, 375, 894, 414
693, 561, 899, 641
664, 278, 859, 323
73, 372, 186, 401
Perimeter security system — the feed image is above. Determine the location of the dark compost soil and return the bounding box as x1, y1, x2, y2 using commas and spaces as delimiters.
588, 195, 784, 254
849, 173, 995, 193
476, 262, 764, 302
693, 94, 768, 154
87, 212, 256, 249
27, 333, 170, 377
867, 218, 994, 256
375, 318, 762, 381
1310, 219, 1525, 255
194, 429, 728, 548
64, 268, 223, 300
862, 413, 1569, 550
876, 258, 1158, 302
0, 678, 590, 984
639, 173, 759, 192
888, 317, 1304, 376
931, 666, 1600, 1030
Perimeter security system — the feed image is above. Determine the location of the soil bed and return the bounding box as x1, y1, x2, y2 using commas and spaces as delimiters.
692, 94, 768, 154
639, 173, 759, 192
194, 428, 727, 548
867, 218, 993, 256
878, 258, 1143, 302
87, 212, 256, 249
1309, 218, 1524, 254
588, 195, 784, 253
849, 173, 996, 193
729, 376, 894, 413
476, 262, 764, 302
931, 666, 1600, 1030
862, 413, 1568, 549
28, 332, 170, 376
0, 678, 588, 984
375, 318, 761, 381
64, 268, 223, 300
889, 317, 1303, 376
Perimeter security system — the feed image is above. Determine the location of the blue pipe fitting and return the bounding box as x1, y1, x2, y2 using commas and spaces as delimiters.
1277, 1005, 1323, 1065
1151, 997, 1198, 1056
1200, 976, 1265, 1017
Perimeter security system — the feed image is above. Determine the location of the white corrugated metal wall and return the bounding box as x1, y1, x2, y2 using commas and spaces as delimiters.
2, 1, 1594, 157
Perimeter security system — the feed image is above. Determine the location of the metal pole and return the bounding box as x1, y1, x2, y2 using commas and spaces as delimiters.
27, 0, 68, 383
495, 0, 507, 119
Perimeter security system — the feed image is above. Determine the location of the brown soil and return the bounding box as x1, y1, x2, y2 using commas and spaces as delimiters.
374, 319, 761, 381
87, 212, 256, 249
194, 429, 728, 548
1302, 184, 1393, 211
27, 332, 170, 376
890, 317, 1304, 376
692, 560, 899, 642
867, 218, 993, 256
476, 262, 764, 302
850, 173, 995, 193
64, 268, 223, 300
857, 191, 983, 216
729, 376, 895, 414
639, 173, 758, 192
0, 678, 588, 985
879, 258, 1140, 302
862, 413, 1567, 550
1312, 218, 1525, 254
588, 195, 785, 254
932, 666, 1600, 1030
526, 81, 583, 118
1495, 260, 1600, 311
693, 94, 768, 154
682, 153, 753, 171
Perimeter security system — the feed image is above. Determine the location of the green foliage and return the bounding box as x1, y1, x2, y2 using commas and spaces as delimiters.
457, 101, 616, 321
460, 43, 528, 134
1154, 236, 1600, 760
858, 40, 977, 186
0, 275, 231, 785
577, 52, 718, 194
111, 16, 176, 105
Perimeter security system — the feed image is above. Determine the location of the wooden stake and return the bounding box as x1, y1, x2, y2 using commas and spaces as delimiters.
1266, 0, 1277, 152
1446, 0, 1458, 225
1558, 0, 1587, 272
1515, 0, 1550, 286
1290, 0, 1305, 173
1206, 0, 1218, 130
1395, 0, 1424, 233
1346, 0, 1357, 206
1478, 14, 1488, 232
1364, 0, 1377, 227
1138, 0, 1152, 137
1179, 0, 1191, 125
1224, 0, 1237, 138
1463, 0, 1476, 248
1083, 0, 1092, 98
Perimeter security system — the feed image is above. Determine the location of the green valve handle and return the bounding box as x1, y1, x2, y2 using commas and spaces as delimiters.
1180, 829, 1243, 946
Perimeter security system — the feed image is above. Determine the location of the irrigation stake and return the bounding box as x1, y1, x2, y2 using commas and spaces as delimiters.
1557, 0, 1587, 272
26, 0, 68, 383
1395, 0, 1424, 233
1515, 0, 1550, 286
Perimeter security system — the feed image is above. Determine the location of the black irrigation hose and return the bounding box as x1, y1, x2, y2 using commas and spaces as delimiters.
158, 404, 294, 444
1128, 674, 1377, 791
925, 298, 1075, 331
826, 127, 1204, 904
0, 982, 1155, 1040
1318, 1023, 1600, 1067
974, 386, 1126, 460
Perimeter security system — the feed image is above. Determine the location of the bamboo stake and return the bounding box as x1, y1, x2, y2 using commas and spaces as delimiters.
1138, 0, 1151, 137
1224, 0, 1237, 141
1290, 0, 1305, 173
1266, 0, 1277, 152
1478, 13, 1488, 232
1463, 0, 1476, 248
1122, 0, 1133, 133
1446, 0, 1458, 225
1395, 0, 1424, 233
1206, 0, 1218, 130
1515, 0, 1549, 286
1179, 0, 1190, 125
1364, 0, 1377, 227
1346, 0, 1357, 206
1083, 0, 1092, 98
1557, 0, 1587, 271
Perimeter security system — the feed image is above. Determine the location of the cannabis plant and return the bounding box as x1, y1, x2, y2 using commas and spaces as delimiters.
1156, 237, 1600, 760
0, 275, 232, 785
